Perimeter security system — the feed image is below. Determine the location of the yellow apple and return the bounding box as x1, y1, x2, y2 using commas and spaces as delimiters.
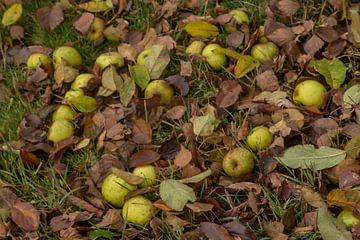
144, 80, 174, 105
87, 17, 105, 41
64, 89, 84, 101
229, 9, 250, 25
186, 41, 206, 55
293, 80, 327, 108
53, 46, 82, 69
222, 147, 254, 177
52, 105, 76, 122
246, 126, 273, 151
338, 208, 360, 229
27, 53, 52, 70
122, 195, 156, 226
251, 42, 279, 63
95, 52, 125, 71
48, 119, 75, 143
71, 73, 95, 90
201, 44, 227, 70
132, 165, 157, 188
136, 48, 152, 66
101, 173, 137, 207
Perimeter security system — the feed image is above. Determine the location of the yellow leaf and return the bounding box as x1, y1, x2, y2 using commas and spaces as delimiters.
79, 0, 113, 13
183, 21, 219, 38
327, 189, 360, 211
234, 55, 260, 78
2, 3, 23, 27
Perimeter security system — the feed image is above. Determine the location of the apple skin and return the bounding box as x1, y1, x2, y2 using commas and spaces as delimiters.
27, 53, 52, 70
122, 195, 156, 226
293, 80, 327, 108
71, 73, 95, 90
48, 119, 75, 143
246, 126, 273, 151
87, 17, 105, 41
95, 52, 125, 71
338, 208, 360, 229
229, 9, 250, 24
132, 165, 157, 188
251, 42, 279, 63
137, 49, 152, 66
186, 41, 206, 55
258, 26, 268, 43
53, 46, 82, 69
201, 44, 227, 70
64, 89, 84, 101
52, 105, 76, 122
222, 147, 255, 177
101, 173, 137, 207
144, 80, 174, 105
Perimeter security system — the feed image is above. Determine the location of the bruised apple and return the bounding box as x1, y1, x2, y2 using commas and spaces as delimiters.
186, 41, 206, 55
201, 44, 227, 70
95, 52, 124, 70
27, 53, 52, 70
246, 126, 273, 151
122, 195, 156, 226
133, 165, 157, 188
293, 80, 327, 108
52, 105, 76, 122
48, 120, 75, 143
53, 46, 82, 69
144, 80, 174, 105
222, 147, 254, 177
251, 42, 279, 63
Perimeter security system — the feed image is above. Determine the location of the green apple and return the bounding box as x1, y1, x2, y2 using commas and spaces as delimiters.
87, 17, 105, 41
338, 208, 360, 229
101, 173, 137, 207
53, 46, 82, 69
246, 126, 273, 151
144, 80, 174, 105
222, 147, 254, 177
258, 26, 268, 43
2, 3, 23, 27
95, 52, 125, 71
52, 105, 76, 122
71, 73, 95, 90
186, 41, 206, 55
251, 42, 279, 63
136, 48, 152, 66
229, 9, 250, 25
122, 195, 156, 226
132, 165, 157, 188
48, 119, 75, 143
64, 89, 84, 101
27, 53, 52, 70
201, 44, 227, 70
293, 80, 327, 108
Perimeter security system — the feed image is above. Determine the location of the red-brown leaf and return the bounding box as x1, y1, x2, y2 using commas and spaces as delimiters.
129, 149, 160, 168
216, 80, 242, 108
200, 222, 234, 240
131, 119, 152, 144
165, 105, 186, 120
276, 0, 300, 16
256, 70, 279, 92
11, 202, 40, 232
73, 12, 94, 35
36, 5, 64, 31
186, 202, 214, 213
10, 25, 24, 40
304, 35, 324, 56
174, 144, 192, 168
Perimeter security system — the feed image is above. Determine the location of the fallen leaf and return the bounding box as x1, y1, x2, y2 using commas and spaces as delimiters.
73, 12, 94, 35
349, 9, 360, 47
276, 0, 300, 16
226, 31, 244, 49
263, 221, 285, 238
165, 105, 186, 120
129, 64, 150, 91
36, 5, 64, 31
309, 58, 347, 89
159, 179, 196, 211
112, 167, 143, 185
164, 213, 190, 230
183, 21, 219, 38
256, 70, 279, 92
200, 222, 234, 240
143, 44, 170, 79
317, 207, 352, 240
186, 202, 213, 213
315, 26, 339, 43
131, 119, 152, 144
264, 19, 295, 46
304, 35, 324, 57
79, 0, 113, 13
223, 220, 257, 240
96, 209, 122, 228
166, 75, 189, 96
119, 74, 135, 106
180, 60, 192, 77
2, 3, 22, 26
10, 25, 24, 40
190, 113, 220, 136
129, 149, 160, 168
343, 84, 360, 109
179, 169, 211, 184
234, 55, 260, 78
327, 189, 360, 211
174, 144, 192, 168
118, 43, 137, 62
69, 95, 97, 113
216, 80, 242, 108
300, 186, 326, 208
11, 201, 40, 232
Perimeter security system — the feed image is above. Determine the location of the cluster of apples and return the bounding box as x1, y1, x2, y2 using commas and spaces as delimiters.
101, 165, 157, 225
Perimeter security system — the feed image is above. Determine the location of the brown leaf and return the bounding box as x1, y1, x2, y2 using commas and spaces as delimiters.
276, 0, 300, 16
223, 220, 257, 240
59, 227, 82, 239
0, 187, 19, 209
216, 80, 242, 108
263, 221, 285, 238
256, 70, 279, 92
186, 202, 214, 213
96, 209, 123, 228
339, 170, 360, 189
300, 186, 326, 208
152, 199, 172, 211
153, 36, 177, 51
89, 154, 124, 186
118, 43, 137, 62
323, 39, 347, 58
4, 0, 22, 5
264, 19, 295, 46
159, 1, 179, 18
327, 189, 360, 211
131, 119, 152, 144
36, 5, 64, 31
62, 191, 102, 217
10, 25, 24, 40
304, 35, 324, 56
226, 182, 262, 195
73, 12, 94, 35
164, 213, 190, 230
112, 167, 144, 185
129, 149, 160, 168
226, 31, 244, 49
174, 144, 192, 168
315, 26, 339, 43
166, 75, 189, 96
165, 105, 186, 120
11, 201, 40, 232
200, 222, 234, 240
180, 60, 192, 77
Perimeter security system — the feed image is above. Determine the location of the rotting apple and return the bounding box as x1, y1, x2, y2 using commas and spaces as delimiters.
64, 89, 84, 101
251, 42, 279, 63
122, 195, 156, 226
293, 80, 327, 108
246, 126, 273, 151
87, 17, 105, 42
53, 46, 82, 69
186, 41, 206, 55
27, 53, 52, 70
52, 105, 76, 122
222, 147, 255, 177
229, 9, 250, 25
144, 80, 174, 105
136, 48, 152, 66
101, 173, 137, 207
95, 52, 124, 71
71, 73, 95, 90
48, 119, 75, 143
132, 165, 157, 188
338, 208, 360, 229
201, 44, 227, 70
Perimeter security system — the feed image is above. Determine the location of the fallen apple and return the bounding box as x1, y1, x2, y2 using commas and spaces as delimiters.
186, 41, 206, 55
87, 17, 105, 41
258, 26, 268, 43
122, 195, 156, 226
293, 80, 327, 108
338, 208, 359, 229
71, 73, 95, 90
136, 48, 152, 66
101, 173, 137, 207
201, 44, 227, 70
144, 80, 174, 105
27, 53, 52, 70
222, 147, 254, 177
64, 89, 84, 101
132, 165, 157, 188
246, 126, 273, 151
229, 9, 250, 25
95, 52, 124, 71
53, 46, 82, 69
48, 119, 75, 143
251, 42, 279, 63
52, 105, 76, 122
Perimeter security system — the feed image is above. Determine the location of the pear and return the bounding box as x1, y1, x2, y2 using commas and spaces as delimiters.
133, 165, 157, 187
222, 147, 254, 177
246, 126, 273, 151
186, 41, 206, 55
293, 80, 327, 108
251, 42, 279, 63
52, 105, 76, 122
48, 120, 75, 143
71, 73, 95, 90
